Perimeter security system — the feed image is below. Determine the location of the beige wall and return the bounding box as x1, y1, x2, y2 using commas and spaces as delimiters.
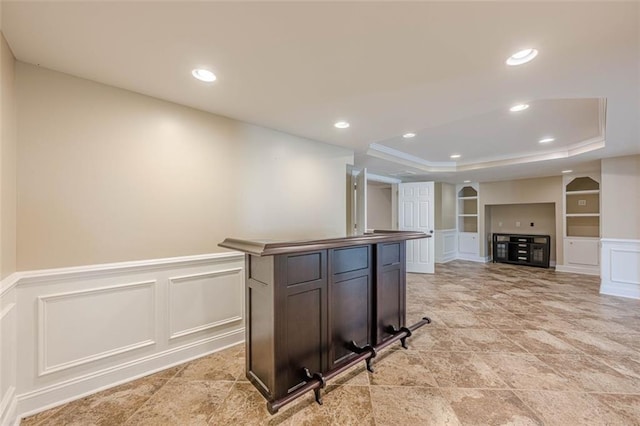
16, 63, 353, 270
601, 154, 640, 239
367, 182, 392, 229
435, 182, 456, 230
487, 203, 557, 262
0, 32, 16, 279
480, 176, 563, 263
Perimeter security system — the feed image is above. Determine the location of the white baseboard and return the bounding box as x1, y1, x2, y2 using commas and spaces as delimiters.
600, 238, 640, 300
16, 330, 243, 420
0, 387, 17, 426
3, 251, 246, 423
555, 264, 600, 276
456, 254, 490, 263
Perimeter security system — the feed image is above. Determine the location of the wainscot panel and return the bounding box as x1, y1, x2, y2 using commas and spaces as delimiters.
434, 229, 457, 264
0, 278, 18, 426
10, 252, 244, 421
600, 239, 640, 299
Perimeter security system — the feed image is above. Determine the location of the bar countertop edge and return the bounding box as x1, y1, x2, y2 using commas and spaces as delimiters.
218, 230, 429, 256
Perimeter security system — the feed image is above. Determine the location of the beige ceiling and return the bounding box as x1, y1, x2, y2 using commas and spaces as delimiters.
2, 1, 639, 183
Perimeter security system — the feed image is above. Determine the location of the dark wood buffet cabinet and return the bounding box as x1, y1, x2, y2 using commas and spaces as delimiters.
492, 233, 551, 268
219, 231, 430, 413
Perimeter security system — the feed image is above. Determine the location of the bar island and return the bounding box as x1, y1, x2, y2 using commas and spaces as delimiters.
219, 231, 431, 413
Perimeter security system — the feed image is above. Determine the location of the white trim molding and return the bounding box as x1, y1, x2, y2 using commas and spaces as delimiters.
555, 264, 601, 276
5, 251, 245, 423
600, 238, 640, 299
435, 229, 457, 263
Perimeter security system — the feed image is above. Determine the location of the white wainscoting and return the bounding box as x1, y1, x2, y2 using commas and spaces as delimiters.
600, 238, 640, 299
5, 252, 244, 424
435, 229, 457, 263
1, 274, 18, 426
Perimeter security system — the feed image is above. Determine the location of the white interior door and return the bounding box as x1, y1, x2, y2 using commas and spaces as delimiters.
398, 182, 435, 274
354, 168, 367, 235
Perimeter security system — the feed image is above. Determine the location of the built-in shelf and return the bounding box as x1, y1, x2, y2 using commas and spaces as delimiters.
565, 190, 600, 195
564, 176, 600, 238
457, 184, 479, 249
563, 175, 601, 274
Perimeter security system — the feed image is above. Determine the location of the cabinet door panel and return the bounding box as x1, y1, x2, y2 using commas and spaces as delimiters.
283, 288, 323, 393
566, 238, 599, 266
330, 274, 370, 366
458, 233, 478, 255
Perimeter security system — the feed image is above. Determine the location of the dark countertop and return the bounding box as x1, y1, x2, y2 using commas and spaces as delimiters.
218, 230, 429, 256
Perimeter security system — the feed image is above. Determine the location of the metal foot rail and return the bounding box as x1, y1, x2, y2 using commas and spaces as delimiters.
266, 316, 431, 414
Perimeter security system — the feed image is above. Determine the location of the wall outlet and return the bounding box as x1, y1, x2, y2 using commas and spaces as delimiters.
530, 222, 534, 227
578, 199, 587, 206
498, 221, 503, 227
516, 221, 521, 227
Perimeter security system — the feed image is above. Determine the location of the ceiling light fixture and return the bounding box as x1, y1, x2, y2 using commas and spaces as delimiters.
539, 137, 555, 144
463, 180, 471, 183
191, 69, 217, 82
403, 132, 416, 139
334, 121, 350, 129
506, 48, 538, 66
562, 170, 573, 174
450, 154, 461, 159
509, 104, 529, 112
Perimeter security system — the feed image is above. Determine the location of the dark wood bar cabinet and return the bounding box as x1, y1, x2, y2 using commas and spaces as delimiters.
219, 231, 431, 413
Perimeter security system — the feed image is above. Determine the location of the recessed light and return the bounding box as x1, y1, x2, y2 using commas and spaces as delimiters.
191, 69, 216, 82
403, 132, 416, 139
506, 48, 538, 66
463, 180, 471, 183
539, 137, 555, 144
450, 154, 461, 159
562, 170, 573, 174
334, 121, 350, 129
509, 104, 529, 112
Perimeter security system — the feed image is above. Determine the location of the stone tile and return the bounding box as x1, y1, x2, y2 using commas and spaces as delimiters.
591, 393, 640, 424
479, 353, 577, 391
439, 311, 485, 328
549, 330, 638, 356
20, 406, 63, 426
567, 317, 639, 334
36, 375, 169, 426
589, 354, 640, 380
601, 332, 640, 352
207, 381, 290, 425
536, 354, 640, 393
453, 328, 527, 353
370, 386, 461, 425
176, 344, 244, 381
516, 390, 631, 426
500, 329, 581, 354
369, 349, 437, 387
406, 327, 470, 351
126, 379, 233, 425
441, 388, 543, 425
475, 311, 530, 330
330, 364, 370, 386
278, 385, 375, 426
419, 351, 507, 388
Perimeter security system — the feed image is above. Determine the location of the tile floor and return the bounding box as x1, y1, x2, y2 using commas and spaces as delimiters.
22, 261, 640, 425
